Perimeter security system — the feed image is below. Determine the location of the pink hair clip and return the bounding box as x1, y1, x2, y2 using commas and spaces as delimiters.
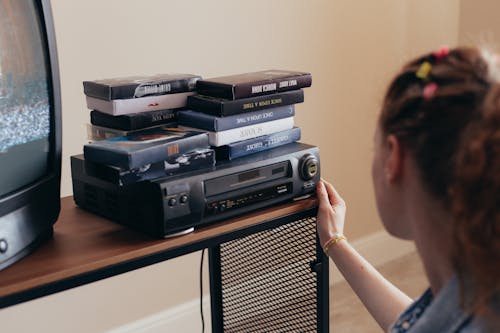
433, 46, 449, 60
423, 82, 438, 100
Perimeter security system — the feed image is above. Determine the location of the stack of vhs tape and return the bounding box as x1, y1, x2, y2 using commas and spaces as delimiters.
83, 74, 201, 141
80, 74, 215, 186
178, 70, 311, 160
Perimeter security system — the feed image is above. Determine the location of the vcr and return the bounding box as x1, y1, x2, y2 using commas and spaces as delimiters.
71, 142, 320, 238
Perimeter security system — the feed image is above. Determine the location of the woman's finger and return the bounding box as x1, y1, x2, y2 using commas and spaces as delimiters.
322, 179, 344, 207
316, 180, 330, 208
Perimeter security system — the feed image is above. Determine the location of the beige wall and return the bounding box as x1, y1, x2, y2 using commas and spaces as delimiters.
459, 0, 500, 45
1, 0, 466, 332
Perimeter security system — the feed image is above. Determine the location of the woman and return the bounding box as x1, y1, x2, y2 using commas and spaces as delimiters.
317, 46, 499, 332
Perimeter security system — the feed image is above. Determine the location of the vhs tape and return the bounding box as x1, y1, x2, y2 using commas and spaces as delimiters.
83, 127, 209, 169
85, 92, 194, 116
187, 89, 304, 117
79, 148, 215, 186
180, 117, 294, 147
195, 70, 311, 100
215, 127, 301, 160
86, 123, 177, 141
83, 73, 201, 100
178, 105, 294, 132
90, 108, 178, 131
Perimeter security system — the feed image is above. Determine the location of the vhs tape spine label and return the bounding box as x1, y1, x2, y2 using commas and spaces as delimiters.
91, 109, 178, 131
242, 95, 284, 110
83, 75, 201, 100
216, 127, 301, 160
180, 117, 294, 146
187, 89, 304, 117
234, 74, 310, 99
132, 78, 199, 98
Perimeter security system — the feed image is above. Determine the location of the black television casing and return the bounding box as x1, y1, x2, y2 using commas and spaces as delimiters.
0, 0, 62, 270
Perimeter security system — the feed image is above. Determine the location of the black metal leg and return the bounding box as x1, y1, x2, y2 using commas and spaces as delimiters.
209, 246, 224, 333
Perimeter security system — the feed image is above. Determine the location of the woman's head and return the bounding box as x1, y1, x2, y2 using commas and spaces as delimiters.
378, 47, 491, 201
374, 46, 499, 314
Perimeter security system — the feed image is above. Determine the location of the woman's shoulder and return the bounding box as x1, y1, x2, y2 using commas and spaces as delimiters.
460, 316, 499, 333
462, 287, 500, 332
391, 277, 499, 333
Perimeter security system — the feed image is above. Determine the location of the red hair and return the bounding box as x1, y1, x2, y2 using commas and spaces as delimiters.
379, 47, 499, 315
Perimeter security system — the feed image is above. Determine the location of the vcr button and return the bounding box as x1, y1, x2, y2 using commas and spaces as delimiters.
218, 203, 227, 212
180, 195, 188, 204
0, 239, 7, 253
168, 198, 177, 206
299, 154, 319, 181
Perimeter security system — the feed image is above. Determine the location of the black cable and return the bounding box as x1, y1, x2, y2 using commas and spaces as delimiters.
200, 249, 205, 333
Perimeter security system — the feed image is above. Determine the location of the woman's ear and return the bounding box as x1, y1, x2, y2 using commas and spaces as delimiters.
385, 135, 404, 182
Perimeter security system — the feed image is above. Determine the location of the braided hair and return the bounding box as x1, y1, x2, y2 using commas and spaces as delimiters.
379, 46, 499, 316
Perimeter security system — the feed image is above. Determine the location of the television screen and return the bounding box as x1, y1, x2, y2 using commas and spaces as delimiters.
0, 0, 61, 271
0, 1, 51, 198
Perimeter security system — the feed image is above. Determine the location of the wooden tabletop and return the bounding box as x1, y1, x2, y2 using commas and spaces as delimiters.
0, 196, 317, 304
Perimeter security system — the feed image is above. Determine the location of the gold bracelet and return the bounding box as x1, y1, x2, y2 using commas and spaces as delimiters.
323, 234, 347, 254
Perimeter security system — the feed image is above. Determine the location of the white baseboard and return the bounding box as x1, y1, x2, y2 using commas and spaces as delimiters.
106, 230, 415, 333
106, 297, 212, 333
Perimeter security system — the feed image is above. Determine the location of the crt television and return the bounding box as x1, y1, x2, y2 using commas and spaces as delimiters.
0, 0, 62, 270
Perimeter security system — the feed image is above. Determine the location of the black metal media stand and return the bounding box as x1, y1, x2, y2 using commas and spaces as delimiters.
0, 196, 329, 332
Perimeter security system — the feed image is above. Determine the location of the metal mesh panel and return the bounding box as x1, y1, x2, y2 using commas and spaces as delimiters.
216, 216, 319, 332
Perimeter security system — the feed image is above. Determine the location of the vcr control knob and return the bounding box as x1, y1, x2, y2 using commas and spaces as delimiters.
299, 154, 319, 181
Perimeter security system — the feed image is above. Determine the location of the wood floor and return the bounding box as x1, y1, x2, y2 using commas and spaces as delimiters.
330, 251, 428, 332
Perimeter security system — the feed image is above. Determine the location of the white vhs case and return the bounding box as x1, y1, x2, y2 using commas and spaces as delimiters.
180, 117, 294, 147
86, 91, 194, 116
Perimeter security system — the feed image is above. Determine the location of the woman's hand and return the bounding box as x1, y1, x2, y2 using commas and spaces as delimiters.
316, 179, 346, 248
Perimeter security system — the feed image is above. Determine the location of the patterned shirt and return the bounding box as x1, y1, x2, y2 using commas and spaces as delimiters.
389, 276, 497, 333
